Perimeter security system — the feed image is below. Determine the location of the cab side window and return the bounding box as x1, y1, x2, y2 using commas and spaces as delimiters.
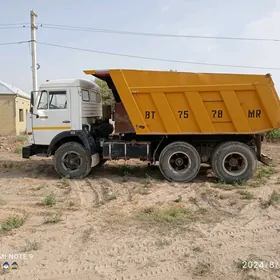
82, 90, 90, 101
37, 91, 48, 110
96, 91, 101, 103
49, 91, 67, 109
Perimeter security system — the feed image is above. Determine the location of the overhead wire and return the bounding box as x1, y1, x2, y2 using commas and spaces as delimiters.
0, 23, 29, 26
37, 42, 280, 71
0, 26, 28, 30
0, 41, 30, 46
1, 22, 280, 42
39, 23, 280, 42
1, 22, 280, 71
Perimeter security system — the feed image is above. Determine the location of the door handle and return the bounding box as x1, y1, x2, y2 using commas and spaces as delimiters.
62, 120, 70, 123
39, 116, 48, 119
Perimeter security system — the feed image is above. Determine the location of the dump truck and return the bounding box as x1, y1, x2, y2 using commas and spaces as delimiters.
22, 69, 280, 183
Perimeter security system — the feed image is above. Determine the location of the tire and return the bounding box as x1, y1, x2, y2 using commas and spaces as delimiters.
211, 141, 257, 183
54, 142, 92, 179
159, 141, 201, 182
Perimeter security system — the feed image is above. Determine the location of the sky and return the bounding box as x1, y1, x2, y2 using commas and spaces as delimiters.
1, 0, 280, 93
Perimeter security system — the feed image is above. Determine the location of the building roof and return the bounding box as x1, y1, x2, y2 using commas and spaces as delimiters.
0, 80, 30, 99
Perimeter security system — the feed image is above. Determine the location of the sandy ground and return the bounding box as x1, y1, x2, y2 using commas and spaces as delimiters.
0, 136, 280, 280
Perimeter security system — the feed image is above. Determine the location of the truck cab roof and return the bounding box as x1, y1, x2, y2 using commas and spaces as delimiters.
40, 78, 99, 90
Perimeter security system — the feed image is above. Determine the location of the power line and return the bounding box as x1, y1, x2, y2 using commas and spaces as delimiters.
0, 41, 30, 46
0, 26, 28, 30
0, 23, 29, 26
37, 41, 280, 71
40, 23, 280, 42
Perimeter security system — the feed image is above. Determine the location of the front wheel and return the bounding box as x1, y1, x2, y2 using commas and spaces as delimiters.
211, 141, 257, 183
159, 141, 201, 182
54, 142, 92, 179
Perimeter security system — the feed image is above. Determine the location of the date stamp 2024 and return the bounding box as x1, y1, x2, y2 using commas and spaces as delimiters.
241, 260, 279, 270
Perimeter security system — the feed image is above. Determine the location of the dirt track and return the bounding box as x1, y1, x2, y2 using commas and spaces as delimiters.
0, 137, 280, 280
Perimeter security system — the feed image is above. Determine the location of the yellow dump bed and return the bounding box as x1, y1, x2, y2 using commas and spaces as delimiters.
84, 69, 280, 135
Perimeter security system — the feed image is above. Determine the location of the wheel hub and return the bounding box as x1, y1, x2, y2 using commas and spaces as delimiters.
229, 158, 238, 167
175, 158, 184, 166
168, 152, 190, 172
62, 152, 82, 171
222, 152, 248, 176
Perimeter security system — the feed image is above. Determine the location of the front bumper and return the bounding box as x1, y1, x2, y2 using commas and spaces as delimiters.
22, 145, 36, 159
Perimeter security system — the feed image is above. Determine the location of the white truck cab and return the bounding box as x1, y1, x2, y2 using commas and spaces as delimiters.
29, 79, 102, 145
24, 78, 114, 178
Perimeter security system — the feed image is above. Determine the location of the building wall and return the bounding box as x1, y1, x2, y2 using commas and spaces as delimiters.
0, 95, 16, 135
15, 96, 30, 135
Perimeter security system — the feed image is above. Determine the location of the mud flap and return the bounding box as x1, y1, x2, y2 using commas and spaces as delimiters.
258, 153, 273, 166
91, 153, 100, 167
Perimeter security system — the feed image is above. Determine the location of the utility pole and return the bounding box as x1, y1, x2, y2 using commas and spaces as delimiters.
30, 10, 38, 93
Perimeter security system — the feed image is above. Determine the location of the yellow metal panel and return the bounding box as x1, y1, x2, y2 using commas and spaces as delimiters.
133, 93, 166, 132
184, 92, 215, 133
130, 84, 255, 93
84, 69, 280, 134
150, 92, 181, 133
109, 70, 149, 133
83, 70, 96, 75
213, 122, 235, 133
220, 90, 251, 132
165, 92, 200, 132
255, 84, 280, 128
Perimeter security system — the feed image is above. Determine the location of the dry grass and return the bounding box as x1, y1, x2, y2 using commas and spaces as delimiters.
0, 215, 26, 232
23, 239, 41, 252
254, 166, 276, 180
154, 238, 172, 248
265, 129, 280, 142
238, 190, 254, 200
14, 135, 28, 154
61, 177, 71, 186
44, 212, 62, 224
193, 262, 212, 276
15, 145, 23, 154
42, 193, 57, 207
16, 135, 28, 143
174, 195, 183, 203
81, 227, 94, 243
212, 179, 246, 191
245, 166, 276, 188
136, 204, 198, 228
107, 193, 117, 201
262, 191, 280, 208
248, 179, 266, 188
134, 186, 150, 196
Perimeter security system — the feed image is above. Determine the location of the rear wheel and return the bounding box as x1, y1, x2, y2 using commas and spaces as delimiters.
159, 141, 201, 182
211, 141, 257, 183
54, 142, 92, 179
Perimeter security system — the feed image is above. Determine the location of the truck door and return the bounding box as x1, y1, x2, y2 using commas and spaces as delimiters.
32, 89, 71, 145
